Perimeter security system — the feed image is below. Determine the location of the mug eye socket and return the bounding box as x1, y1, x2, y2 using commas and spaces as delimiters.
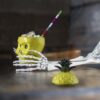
20, 44, 21, 47
25, 44, 28, 49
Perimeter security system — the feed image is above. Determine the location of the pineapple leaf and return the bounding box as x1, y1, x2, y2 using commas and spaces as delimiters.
55, 66, 62, 70
58, 59, 72, 72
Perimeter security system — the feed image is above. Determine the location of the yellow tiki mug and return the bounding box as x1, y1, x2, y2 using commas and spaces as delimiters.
15, 31, 45, 60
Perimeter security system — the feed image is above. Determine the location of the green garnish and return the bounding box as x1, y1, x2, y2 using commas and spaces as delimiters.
56, 59, 74, 72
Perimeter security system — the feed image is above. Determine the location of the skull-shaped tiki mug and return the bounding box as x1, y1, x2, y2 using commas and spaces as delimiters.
15, 31, 45, 60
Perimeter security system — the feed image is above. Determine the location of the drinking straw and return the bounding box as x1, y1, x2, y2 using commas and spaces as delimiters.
41, 10, 62, 36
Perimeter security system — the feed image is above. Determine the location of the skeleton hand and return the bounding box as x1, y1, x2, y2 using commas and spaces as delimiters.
13, 50, 49, 71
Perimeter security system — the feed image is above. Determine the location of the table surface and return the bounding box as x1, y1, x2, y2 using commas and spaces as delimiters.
1, 51, 100, 100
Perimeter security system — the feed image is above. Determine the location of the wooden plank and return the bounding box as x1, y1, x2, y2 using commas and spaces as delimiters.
0, 67, 100, 100
44, 49, 81, 60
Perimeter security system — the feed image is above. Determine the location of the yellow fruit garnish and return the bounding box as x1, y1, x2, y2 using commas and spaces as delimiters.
52, 72, 79, 85
52, 59, 79, 86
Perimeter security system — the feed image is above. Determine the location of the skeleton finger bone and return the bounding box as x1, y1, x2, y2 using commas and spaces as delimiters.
16, 68, 41, 72
16, 55, 40, 60
13, 60, 41, 64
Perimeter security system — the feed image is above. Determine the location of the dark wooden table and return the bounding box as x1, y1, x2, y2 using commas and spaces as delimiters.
0, 51, 100, 100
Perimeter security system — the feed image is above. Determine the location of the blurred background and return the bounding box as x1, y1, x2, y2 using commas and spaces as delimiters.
0, 0, 100, 70
0, 1, 100, 99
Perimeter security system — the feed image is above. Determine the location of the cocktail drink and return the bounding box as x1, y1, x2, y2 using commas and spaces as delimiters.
15, 31, 45, 60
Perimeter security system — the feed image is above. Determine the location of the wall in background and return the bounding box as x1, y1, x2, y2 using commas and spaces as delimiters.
0, 0, 70, 55
69, 0, 100, 55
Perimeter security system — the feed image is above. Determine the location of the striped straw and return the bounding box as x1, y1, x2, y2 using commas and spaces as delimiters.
42, 10, 62, 36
